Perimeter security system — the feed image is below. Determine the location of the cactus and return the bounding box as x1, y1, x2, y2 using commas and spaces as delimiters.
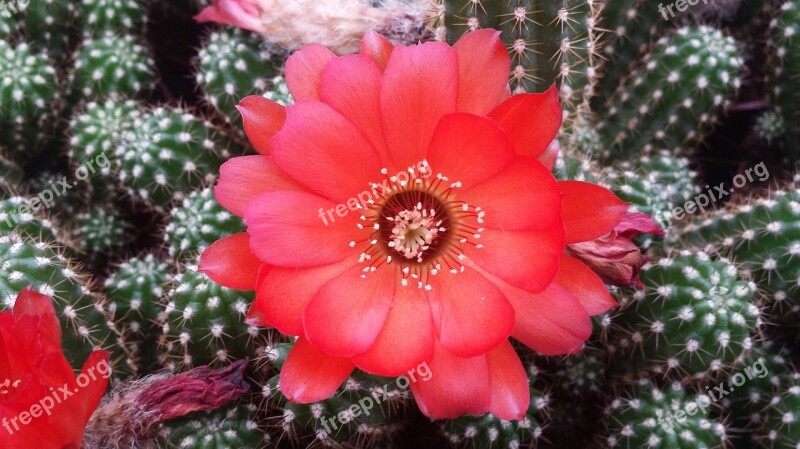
164, 187, 245, 262
163, 403, 270, 449
769, 0, 800, 160
0, 195, 62, 243
604, 379, 727, 449
678, 188, 800, 335
17, 0, 73, 61
758, 372, 800, 448
71, 32, 155, 102
196, 29, 278, 127
262, 75, 293, 106
115, 107, 234, 209
158, 257, 261, 369
70, 207, 126, 254
439, 0, 602, 113
606, 250, 759, 381
754, 110, 786, 142
105, 254, 168, 337
0, 233, 131, 371
75, 0, 146, 36
597, 26, 743, 160
0, 150, 23, 191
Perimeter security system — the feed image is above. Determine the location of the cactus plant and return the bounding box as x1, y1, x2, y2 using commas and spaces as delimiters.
105, 254, 168, 337
75, 0, 146, 36
71, 32, 155, 101
769, 0, 800, 160
0, 195, 62, 243
163, 403, 270, 449
758, 372, 800, 448
70, 207, 126, 254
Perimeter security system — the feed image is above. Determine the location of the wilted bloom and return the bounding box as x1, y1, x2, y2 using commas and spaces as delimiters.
200, 30, 645, 419
0, 287, 109, 449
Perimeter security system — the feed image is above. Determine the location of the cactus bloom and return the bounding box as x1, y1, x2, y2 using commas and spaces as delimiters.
200, 30, 637, 419
0, 287, 109, 449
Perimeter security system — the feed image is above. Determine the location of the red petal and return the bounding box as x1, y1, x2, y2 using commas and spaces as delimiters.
285, 44, 336, 101
487, 341, 529, 420
538, 138, 560, 170
271, 100, 382, 202
488, 85, 562, 158
72, 350, 111, 420
13, 286, 61, 347
249, 260, 354, 335
319, 54, 392, 165
454, 29, 511, 114
243, 191, 359, 267
194, 0, 264, 32
359, 30, 393, 70
280, 337, 354, 403
409, 341, 490, 419
380, 42, 457, 169
352, 286, 434, 376
303, 265, 394, 357
236, 96, 286, 156
465, 227, 563, 293
199, 233, 262, 290
214, 155, 302, 217
556, 254, 617, 316
560, 181, 629, 244
459, 157, 562, 231
426, 267, 514, 358
426, 113, 515, 189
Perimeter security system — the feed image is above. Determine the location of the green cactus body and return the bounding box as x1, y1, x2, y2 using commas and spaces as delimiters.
18, 0, 73, 61
679, 189, 800, 332
0, 234, 130, 371
760, 372, 800, 448
71, 207, 126, 254
0, 40, 57, 125
605, 380, 727, 448
0, 150, 23, 191
0, 196, 61, 243
262, 75, 293, 106
164, 403, 268, 449
770, 0, 800, 159
597, 26, 743, 160
196, 29, 278, 126
76, 0, 146, 36
755, 110, 786, 142
0, 9, 15, 40
158, 259, 260, 369
164, 187, 245, 262
607, 251, 759, 381
71, 32, 154, 102
105, 254, 168, 337
440, 0, 601, 113
115, 107, 233, 209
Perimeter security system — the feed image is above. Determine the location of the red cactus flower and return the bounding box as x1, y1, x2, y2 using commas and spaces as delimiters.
0, 287, 109, 449
200, 30, 641, 419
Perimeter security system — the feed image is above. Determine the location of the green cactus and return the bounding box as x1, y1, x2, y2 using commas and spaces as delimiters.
17, 0, 73, 61
196, 29, 278, 126
439, 0, 602, 113
115, 107, 234, 209
262, 75, 293, 106
769, 0, 800, 160
755, 110, 786, 143
678, 188, 800, 335
163, 403, 270, 449
604, 379, 727, 449
606, 250, 759, 381
70, 207, 126, 254
597, 26, 743, 160
0, 233, 132, 371
759, 372, 800, 448
0, 40, 58, 124
105, 254, 168, 337
158, 257, 260, 369
75, 0, 146, 36
0, 196, 62, 243
164, 187, 245, 262
71, 32, 155, 102
0, 9, 15, 40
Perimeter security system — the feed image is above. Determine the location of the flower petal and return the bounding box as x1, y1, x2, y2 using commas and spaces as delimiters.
352, 286, 434, 376
72, 350, 111, 420
215, 155, 302, 217
381, 42, 457, 169
319, 54, 392, 165
426, 267, 514, 358
426, 113, 515, 189
487, 341, 529, 420
13, 286, 61, 347
409, 341, 490, 419
560, 180, 629, 244
359, 30, 393, 70
459, 157, 562, 231
194, 0, 264, 32
236, 96, 286, 156
249, 259, 355, 335
244, 191, 360, 267
556, 254, 617, 316
304, 265, 394, 357
465, 227, 563, 293
454, 29, 511, 114
488, 85, 562, 158
285, 44, 337, 101
199, 233, 262, 291
280, 337, 354, 403
271, 100, 382, 202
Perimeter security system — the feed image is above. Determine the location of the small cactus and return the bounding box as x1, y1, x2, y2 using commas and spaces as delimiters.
0, 195, 62, 243
71, 32, 155, 102
162, 403, 270, 449
769, 0, 800, 160
70, 207, 126, 254
75, 0, 146, 36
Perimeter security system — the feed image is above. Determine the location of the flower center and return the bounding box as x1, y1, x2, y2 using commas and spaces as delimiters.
351, 162, 484, 289
0, 378, 22, 401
